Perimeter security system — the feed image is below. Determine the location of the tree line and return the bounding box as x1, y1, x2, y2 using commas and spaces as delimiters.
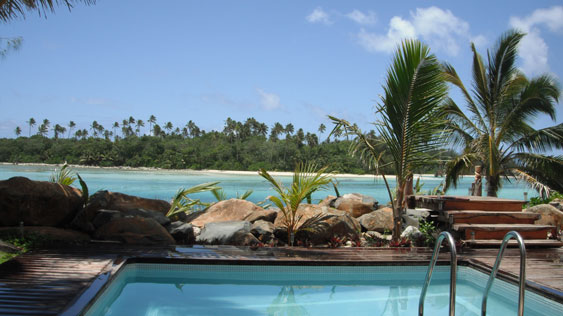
2, 116, 454, 174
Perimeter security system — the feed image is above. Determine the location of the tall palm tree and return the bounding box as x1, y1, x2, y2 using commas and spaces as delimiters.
67, 121, 75, 138
443, 30, 562, 197
135, 119, 144, 136
14, 126, 21, 137
0, 0, 95, 23
148, 115, 156, 134
330, 39, 449, 240
26, 117, 35, 136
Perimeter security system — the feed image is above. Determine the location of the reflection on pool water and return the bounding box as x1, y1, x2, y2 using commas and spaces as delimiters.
84, 264, 562, 316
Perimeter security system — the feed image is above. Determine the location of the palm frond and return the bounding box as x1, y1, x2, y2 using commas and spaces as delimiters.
444, 153, 478, 191
0, 0, 95, 22
510, 168, 552, 199
511, 153, 563, 193
510, 123, 563, 153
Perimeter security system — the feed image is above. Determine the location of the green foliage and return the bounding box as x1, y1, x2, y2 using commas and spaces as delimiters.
211, 188, 253, 201
443, 30, 562, 197
524, 191, 563, 208
330, 39, 449, 241
48, 163, 76, 186
259, 162, 333, 245
166, 182, 221, 217
0, 118, 451, 175
0, 251, 18, 264
77, 173, 89, 206
419, 219, 437, 247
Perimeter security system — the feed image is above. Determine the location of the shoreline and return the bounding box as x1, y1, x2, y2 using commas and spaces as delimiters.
0, 162, 447, 179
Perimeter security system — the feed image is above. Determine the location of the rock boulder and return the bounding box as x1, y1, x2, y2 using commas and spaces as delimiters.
333, 193, 378, 218
93, 217, 175, 245
525, 204, 563, 228
167, 221, 195, 244
274, 204, 361, 245
0, 177, 83, 227
357, 207, 394, 233
71, 190, 171, 232
0, 226, 90, 245
189, 199, 277, 227
196, 221, 259, 246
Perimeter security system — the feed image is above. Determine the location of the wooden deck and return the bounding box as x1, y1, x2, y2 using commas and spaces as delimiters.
0, 245, 561, 315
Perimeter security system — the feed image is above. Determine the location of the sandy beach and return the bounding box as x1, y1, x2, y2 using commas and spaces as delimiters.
0, 162, 440, 179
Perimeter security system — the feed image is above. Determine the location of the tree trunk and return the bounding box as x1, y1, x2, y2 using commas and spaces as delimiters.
392, 186, 404, 241
486, 175, 499, 197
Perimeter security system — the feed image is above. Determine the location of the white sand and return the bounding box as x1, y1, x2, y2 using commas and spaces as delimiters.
1, 162, 441, 179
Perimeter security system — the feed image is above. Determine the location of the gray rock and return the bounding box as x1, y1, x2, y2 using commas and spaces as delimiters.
401, 225, 423, 240
167, 221, 195, 244
251, 220, 275, 243
196, 221, 255, 245
403, 208, 431, 228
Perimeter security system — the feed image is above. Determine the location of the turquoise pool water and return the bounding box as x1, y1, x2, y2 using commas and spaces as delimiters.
0, 164, 536, 205
84, 264, 562, 316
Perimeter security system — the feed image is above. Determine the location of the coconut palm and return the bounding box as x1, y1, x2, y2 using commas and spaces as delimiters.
67, 121, 75, 138
26, 117, 35, 136
0, 0, 95, 23
330, 39, 449, 240
442, 30, 562, 197
259, 162, 333, 246
148, 115, 156, 134
14, 126, 21, 137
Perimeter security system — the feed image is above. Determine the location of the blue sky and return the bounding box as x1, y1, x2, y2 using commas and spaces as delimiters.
1, 1, 562, 139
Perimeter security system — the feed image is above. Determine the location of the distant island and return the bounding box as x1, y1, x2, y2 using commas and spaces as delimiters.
2, 116, 455, 175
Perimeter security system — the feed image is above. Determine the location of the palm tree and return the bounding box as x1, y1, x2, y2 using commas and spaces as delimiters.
259, 163, 333, 246
26, 117, 35, 136
148, 115, 156, 134
135, 119, 144, 136
67, 121, 75, 138
443, 30, 562, 197
14, 126, 21, 137
330, 39, 449, 240
53, 124, 65, 139
284, 123, 294, 138
112, 121, 119, 137
0, 0, 95, 23
318, 123, 326, 135
164, 121, 173, 135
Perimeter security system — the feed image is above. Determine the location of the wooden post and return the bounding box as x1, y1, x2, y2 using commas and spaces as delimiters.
473, 165, 482, 196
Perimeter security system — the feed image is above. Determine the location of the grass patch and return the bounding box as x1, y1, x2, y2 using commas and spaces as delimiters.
0, 251, 18, 264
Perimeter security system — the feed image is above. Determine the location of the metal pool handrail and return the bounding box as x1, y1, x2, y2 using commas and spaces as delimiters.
481, 231, 526, 316
419, 231, 457, 316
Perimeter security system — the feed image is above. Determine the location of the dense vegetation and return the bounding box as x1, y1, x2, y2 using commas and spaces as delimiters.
1, 117, 455, 174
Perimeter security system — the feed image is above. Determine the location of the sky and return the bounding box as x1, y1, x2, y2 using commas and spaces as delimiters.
1, 1, 562, 139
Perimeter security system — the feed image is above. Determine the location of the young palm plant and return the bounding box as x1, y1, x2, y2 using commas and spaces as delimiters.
259, 163, 333, 246
166, 182, 221, 218
330, 39, 449, 241
443, 30, 562, 197
49, 163, 76, 186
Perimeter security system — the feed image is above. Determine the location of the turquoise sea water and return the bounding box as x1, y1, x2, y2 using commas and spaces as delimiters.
84, 264, 562, 316
0, 164, 535, 204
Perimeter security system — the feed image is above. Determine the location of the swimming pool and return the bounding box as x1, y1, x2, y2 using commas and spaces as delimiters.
83, 263, 562, 315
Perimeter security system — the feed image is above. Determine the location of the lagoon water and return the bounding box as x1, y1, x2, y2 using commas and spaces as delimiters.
0, 164, 534, 205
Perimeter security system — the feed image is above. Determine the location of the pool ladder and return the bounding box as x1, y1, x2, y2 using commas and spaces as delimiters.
418, 231, 527, 316
419, 231, 457, 316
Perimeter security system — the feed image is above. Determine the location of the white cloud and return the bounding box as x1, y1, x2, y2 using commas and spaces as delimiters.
346, 9, 376, 26
358, 16, 416, 53
306, 7, 331, 25
509, 6, 563, 76
256, 89, 282, 110
357, 6, 483, 56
